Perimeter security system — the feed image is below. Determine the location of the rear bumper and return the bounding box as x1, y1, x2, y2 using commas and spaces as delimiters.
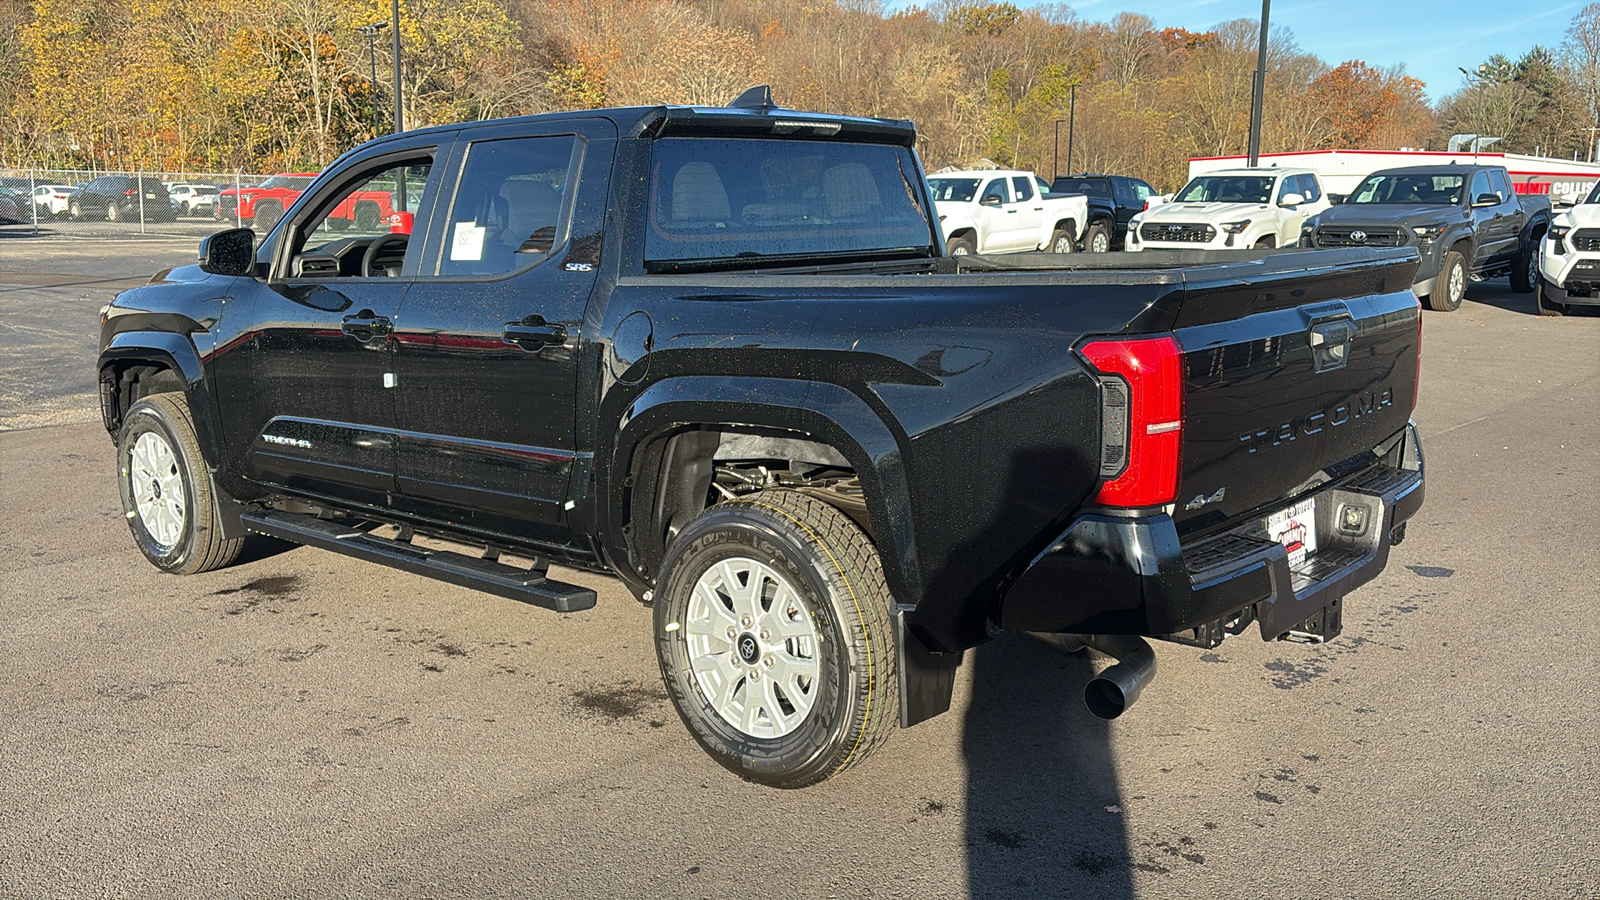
1001, 422, 1425, 642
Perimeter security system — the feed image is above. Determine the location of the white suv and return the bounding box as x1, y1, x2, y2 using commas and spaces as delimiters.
1127, 168, 1330, 252
168, 183, 219, 217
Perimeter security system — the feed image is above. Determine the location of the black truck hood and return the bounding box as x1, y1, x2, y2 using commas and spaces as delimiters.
1317, 204, 1462, 228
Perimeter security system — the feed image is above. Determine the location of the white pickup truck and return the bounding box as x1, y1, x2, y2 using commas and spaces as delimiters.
930, 169, 1088, 255
1127, 167, 1330, 252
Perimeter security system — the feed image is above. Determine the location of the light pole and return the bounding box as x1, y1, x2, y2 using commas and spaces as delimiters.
1458, 65, 1487, 158
391, 0, 404, 134
1051, 85, 1079, 179
1247, 0, 1270, 166
357, 21, 388, 138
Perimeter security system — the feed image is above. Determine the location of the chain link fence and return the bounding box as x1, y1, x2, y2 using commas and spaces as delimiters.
1, 168, 277, 238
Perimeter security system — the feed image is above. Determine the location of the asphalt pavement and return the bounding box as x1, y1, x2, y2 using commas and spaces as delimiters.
1, 234, 1596, 898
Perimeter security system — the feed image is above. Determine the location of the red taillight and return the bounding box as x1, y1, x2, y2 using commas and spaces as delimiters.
123, 189, 136, 196
1080, 335, 1185, 507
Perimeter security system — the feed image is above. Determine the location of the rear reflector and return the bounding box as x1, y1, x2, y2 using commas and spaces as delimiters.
1080, 336, 1185, 507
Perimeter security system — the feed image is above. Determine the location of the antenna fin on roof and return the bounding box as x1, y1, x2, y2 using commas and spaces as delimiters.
728, 85, 777, 109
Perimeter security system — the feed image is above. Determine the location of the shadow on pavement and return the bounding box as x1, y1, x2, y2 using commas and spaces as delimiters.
963, 635, 1135, 899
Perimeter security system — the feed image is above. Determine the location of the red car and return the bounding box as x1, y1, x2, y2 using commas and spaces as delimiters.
216, 173, 317, 231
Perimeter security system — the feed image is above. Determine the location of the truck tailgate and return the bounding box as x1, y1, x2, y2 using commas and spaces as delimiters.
1169, 251, 1420, 537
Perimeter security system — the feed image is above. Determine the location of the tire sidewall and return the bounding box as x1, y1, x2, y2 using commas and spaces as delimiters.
654, 507, 858, 786
1051, 228, 1075, 253
117, 401, 201, 573
1088, 223, 1111, 252
1441, 252, 1466, 310
946, 236, 974, 256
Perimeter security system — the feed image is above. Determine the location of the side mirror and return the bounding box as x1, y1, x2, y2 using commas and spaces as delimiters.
1553, 197, 1576, 210
1279, 192, 1305, 208
979, 194, 1002, 207
1473, 193, 1500, 208
1328, 193, 1346, 205
199, 228, 256, 276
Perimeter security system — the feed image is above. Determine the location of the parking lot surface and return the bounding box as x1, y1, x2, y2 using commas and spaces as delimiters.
2, 235, 1597, 898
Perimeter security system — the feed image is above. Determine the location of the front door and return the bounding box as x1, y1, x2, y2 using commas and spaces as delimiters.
387, 120, 614, 541
213, 147, 445, 509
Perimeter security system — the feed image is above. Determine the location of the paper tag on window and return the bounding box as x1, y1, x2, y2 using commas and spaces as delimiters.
450, 222, 485, 261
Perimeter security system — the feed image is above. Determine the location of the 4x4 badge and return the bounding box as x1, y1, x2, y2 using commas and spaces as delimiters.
1185, 487, 1226, 510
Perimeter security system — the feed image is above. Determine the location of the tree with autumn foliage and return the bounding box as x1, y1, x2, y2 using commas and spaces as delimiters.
1309, 61, 1432, 150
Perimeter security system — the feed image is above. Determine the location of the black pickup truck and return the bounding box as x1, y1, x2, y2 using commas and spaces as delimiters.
1050, 173, 1158, 251
98, 92, 1425, 788
1303, 164, 1551, 311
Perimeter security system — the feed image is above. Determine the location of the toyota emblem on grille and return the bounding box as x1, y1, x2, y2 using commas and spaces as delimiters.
1350, 230, 1367, 243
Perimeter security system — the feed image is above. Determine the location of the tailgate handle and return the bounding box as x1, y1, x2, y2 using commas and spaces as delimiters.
1308, 319, 1357, 372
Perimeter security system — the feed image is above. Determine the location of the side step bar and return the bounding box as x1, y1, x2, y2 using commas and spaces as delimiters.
241, 510, 598, 613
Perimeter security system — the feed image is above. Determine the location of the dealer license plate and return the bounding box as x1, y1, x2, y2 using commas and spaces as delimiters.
1266, 498, 1317, 569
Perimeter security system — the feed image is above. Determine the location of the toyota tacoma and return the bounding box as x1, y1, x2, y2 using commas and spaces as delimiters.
99, 90, 1426, 788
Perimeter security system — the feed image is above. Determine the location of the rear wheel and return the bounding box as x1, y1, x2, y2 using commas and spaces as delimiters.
1050, 227, 1076, 253
946, 235, 975, 256
654, 490, 897, 788
1427, 250, 1467, 312
106, 201, 120, 223
69, 199, 82, 220
1084, 221, 1113, 253
1510, 238, 1539, 293
1535, 278, 1566, 317
117, 392, 244, 574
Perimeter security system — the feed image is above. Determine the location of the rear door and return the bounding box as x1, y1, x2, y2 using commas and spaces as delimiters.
1012, 175, 1045, 249
386, 119, 613, 542
1169, 254, 1420, 538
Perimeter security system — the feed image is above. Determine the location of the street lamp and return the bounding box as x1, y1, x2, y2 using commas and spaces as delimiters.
357, 21, 388, 138
1458, 65, 1487, 158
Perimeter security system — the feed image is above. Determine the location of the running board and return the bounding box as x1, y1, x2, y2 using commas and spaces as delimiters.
241, 510, 597, 613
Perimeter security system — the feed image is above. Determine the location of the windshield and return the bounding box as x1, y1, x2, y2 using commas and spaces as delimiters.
644, 138, 935, 268
928, 178, 980, 202
1349, 174, 1464, 205
1050, 178, 1112, 198
1175, 176, 1274, 204
259, 175, 316, 191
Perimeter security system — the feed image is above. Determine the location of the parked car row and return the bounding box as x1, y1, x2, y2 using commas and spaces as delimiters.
2, 177, 242, 223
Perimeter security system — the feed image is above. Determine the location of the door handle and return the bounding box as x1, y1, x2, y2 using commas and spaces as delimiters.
1006, 209, 1018, 214
341, 309, 392, 342
503, 316, 567, 351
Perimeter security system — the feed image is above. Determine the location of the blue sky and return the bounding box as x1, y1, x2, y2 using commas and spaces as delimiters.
1010, 0, 1589, 103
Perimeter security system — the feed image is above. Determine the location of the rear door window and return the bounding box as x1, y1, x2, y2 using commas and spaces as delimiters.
1297, 174, 1321, 202
438, 135, 581, 277
1011, 176, 1034, 202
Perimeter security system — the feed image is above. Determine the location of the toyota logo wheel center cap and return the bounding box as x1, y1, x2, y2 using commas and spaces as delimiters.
737, 633, 761, 665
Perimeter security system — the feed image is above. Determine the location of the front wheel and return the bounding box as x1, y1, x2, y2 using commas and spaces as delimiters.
1535, 278, 1566, 317
654, 490, 897, 788
117, 392, 244, 574
1427, 250, 1467, 311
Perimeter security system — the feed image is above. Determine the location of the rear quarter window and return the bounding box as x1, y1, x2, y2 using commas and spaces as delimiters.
644, 138, 933, 266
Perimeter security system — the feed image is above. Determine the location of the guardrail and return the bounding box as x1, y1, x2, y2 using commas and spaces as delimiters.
1, 168, 275, 239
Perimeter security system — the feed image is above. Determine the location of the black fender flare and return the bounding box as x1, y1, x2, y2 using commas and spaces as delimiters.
1519, 210, 1550, 246
98, 331, 221, 464
603, 375, 920, 608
